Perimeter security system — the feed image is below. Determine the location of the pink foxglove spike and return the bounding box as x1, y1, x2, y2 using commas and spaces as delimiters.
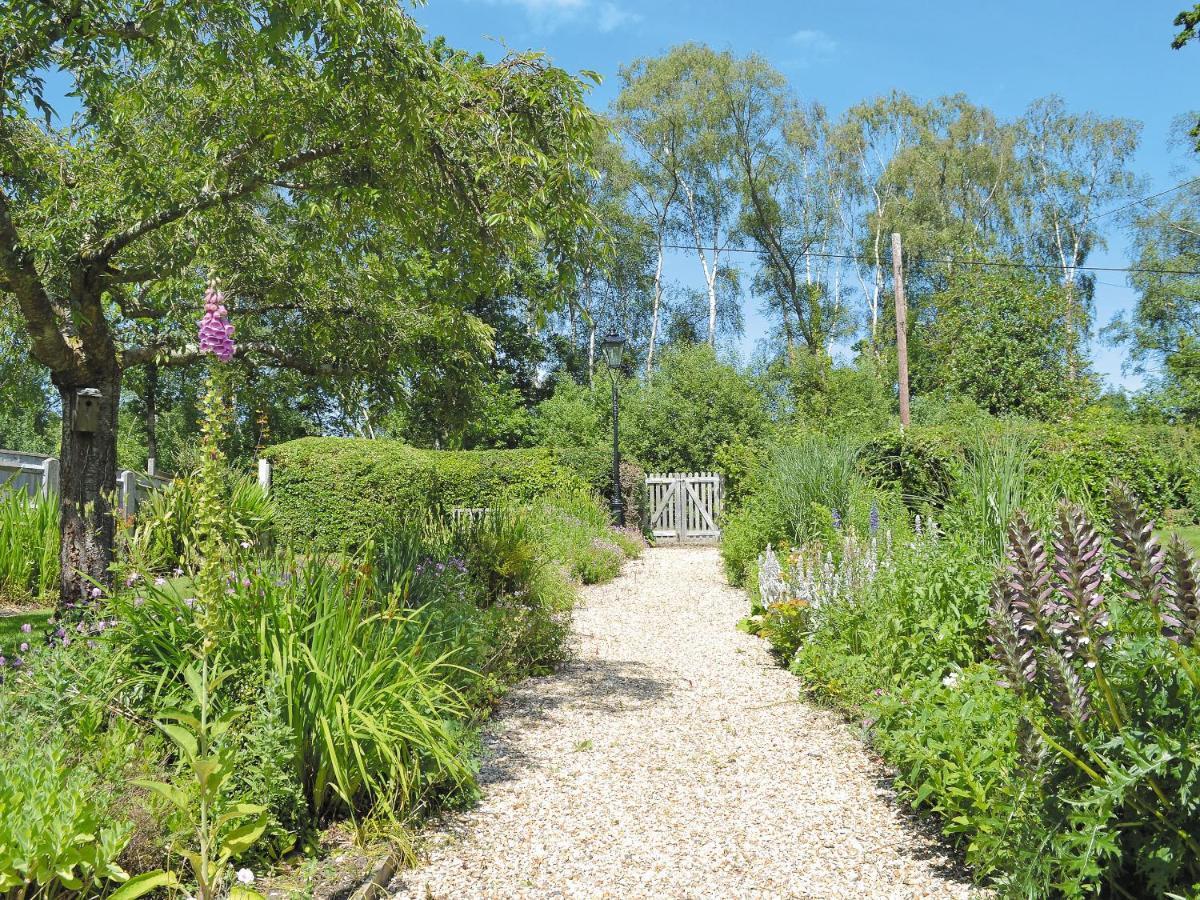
198, 283, 236, 362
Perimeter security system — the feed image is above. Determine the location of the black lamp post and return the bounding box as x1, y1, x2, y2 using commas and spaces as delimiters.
599, 331, 626, 526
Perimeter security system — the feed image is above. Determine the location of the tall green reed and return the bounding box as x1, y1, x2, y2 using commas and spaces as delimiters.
0, 488, 59, 601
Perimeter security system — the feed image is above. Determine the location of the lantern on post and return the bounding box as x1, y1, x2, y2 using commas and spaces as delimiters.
599, 332, 626, 526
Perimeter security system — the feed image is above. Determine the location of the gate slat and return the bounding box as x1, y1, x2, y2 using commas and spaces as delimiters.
646, 470, 722, 544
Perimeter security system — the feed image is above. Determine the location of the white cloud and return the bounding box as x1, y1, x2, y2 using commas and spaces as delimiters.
596, 2, 641, 33
482, 0, 640, 33
789, 28, 838, 63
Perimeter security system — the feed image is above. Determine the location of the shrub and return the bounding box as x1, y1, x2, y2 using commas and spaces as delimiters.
123, 467, 274, 573
1035, 416, 1197, 519
0, 724, 133, 898
859, 426, 963, 509
721, 435, 900, 585
0, 489, 58, 602
264, 439, 641, 551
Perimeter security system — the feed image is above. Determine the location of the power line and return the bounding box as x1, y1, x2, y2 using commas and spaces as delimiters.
657, 242, 1200, 278
1084, 176, 1200, 225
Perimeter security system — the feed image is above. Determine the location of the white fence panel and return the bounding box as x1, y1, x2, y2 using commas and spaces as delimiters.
0, 448, 171, 514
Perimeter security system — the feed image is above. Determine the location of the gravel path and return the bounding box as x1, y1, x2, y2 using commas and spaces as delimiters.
392, 547, 974, 899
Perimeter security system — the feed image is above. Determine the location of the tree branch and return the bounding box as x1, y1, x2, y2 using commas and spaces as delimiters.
124, 340, 358, 377
85, 141, 348, 264
0, 185, 78, 372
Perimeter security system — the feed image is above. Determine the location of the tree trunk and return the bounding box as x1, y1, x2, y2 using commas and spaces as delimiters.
54, 368, 120, 609
144, 362, 158, 467
646, 238, 665, 375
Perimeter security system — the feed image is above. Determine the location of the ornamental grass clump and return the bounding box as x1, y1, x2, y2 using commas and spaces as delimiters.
987, 482, 1200, 893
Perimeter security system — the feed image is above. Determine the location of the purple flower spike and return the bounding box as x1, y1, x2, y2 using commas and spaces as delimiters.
198, 284, 236, 362
21, 623, 31, 634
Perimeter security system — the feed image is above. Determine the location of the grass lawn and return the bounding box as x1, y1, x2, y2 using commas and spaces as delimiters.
0, 608, 53, 652
1169, 525, 1200, 553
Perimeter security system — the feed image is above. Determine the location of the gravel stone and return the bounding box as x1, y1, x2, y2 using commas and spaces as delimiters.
392, 547, 976, 899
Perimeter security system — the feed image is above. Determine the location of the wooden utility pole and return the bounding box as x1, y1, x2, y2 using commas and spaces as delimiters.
891, 232, 911, 429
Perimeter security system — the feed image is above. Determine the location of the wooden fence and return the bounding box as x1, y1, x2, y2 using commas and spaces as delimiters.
0, 448, 173, 514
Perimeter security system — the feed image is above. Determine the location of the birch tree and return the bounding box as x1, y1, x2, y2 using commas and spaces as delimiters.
1016, 96, 1141, 379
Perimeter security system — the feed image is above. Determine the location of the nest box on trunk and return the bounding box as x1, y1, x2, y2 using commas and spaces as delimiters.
73, 388, 103, 433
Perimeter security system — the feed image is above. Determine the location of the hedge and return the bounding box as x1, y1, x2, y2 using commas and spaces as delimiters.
860, 419, 1200, 520
265, 438, 647, 551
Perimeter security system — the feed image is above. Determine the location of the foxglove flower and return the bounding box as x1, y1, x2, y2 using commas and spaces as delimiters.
198, 283, 236, 362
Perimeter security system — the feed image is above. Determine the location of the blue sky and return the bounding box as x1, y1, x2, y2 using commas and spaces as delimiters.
411, 0, 1200, 390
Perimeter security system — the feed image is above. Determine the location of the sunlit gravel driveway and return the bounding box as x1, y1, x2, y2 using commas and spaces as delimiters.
391, 547, 974, 900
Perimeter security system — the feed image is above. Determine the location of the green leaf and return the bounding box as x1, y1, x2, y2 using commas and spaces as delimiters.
158, 722, 199, 758
131, 778, 189, 811
220, 814, 268, 858
108, 871, 181, 900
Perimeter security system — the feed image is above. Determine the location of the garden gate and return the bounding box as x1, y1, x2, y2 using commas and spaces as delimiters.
645, 472, 723, 544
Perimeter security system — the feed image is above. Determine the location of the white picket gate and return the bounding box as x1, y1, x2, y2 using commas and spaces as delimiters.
645, 471, 723, 544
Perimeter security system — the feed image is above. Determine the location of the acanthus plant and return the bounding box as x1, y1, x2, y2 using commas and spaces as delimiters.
987, 482, 1200, 876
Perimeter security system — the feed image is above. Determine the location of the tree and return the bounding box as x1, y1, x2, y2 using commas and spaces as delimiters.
612, 72, 681, 373
616, 45, 743, 351
622, 344, 767, 472
1016, 96, 1141, 379
913, 268, 1086, 419
1, 1, 597, 604
1106, 177, 1200, 414
715, 52, 849, 360
1174, 4, 1200, 148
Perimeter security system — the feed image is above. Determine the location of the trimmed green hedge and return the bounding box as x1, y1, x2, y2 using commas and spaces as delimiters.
265, 439, 646, 551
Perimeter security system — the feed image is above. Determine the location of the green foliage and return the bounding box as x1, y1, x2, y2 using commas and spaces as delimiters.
770, 471, 1200, 895
123, 467, 274, 574
861, 416, 1200, 526
948, 430, 1045, 560
264, 439, 604, 551
534, 345, 769, 482
0, 489, 58, 602
109, 555, 475, 823
721, 435, 899, 585
528, 489, 642, 585
133, 661, 263, 900
0, 724, 134, 898
912, 269, 1088, 419
859, 427, 963, 509
1036, 413, 1198, 519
